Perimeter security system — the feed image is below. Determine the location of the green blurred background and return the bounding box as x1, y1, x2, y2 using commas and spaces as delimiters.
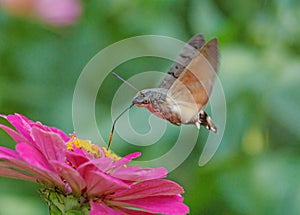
1, 0, 300, 214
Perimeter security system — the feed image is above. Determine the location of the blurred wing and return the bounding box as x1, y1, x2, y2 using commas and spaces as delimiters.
167, 38, 218, 121
159, 34, 206, 89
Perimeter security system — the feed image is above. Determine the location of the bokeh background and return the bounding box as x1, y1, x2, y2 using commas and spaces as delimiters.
1, 0, 300, 214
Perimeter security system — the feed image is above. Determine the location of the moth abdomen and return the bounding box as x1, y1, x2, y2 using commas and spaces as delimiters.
198, 110, 217, 133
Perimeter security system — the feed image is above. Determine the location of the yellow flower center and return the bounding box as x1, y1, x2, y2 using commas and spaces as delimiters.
66, 135, 100, 157
66, 135, 121, 161
102, 147, 121, 161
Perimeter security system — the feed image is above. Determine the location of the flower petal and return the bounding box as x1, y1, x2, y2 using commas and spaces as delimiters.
16, 142, 52, 170
0, 114, 7, 119
65, 150, 89, 168
110, 195, 189, 215
30, 121, 70, 142
0, 163, 35, 181
31, 126, 66, 162
114, 152, 141, 166
112, 179, 184, 201
6, 114, 35, 143
0, 124, 27, 144
90, 201, 122, 215
76, 158, 115, 176
51, 160, 86, 195
84, 170, 130, 197
112, 166, 167, 181
116, 207, 155, 215
90, 157, 115, 172
46, 126, 70, 142
4, 158, 64, 187
4, 114, 70, 144
0, 146, 19, 159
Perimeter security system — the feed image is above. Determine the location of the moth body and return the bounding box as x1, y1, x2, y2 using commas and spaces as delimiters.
132, 88, 217, 132
132, 88, 180, 125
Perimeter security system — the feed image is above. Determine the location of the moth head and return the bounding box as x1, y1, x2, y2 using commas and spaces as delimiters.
132, 90, 151, 107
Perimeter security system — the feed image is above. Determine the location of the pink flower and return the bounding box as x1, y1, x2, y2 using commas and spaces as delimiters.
0, 113, 189, 214
0, 0, 81, 26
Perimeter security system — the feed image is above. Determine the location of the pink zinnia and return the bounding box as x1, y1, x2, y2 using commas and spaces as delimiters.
0, 113, 189, 214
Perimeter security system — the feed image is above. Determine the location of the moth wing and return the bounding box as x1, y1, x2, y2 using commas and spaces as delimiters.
167, 38, 218, 122
159, 34, 206, 89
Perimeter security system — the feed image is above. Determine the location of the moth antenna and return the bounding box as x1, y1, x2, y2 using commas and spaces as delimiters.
107, 104, 134, 149
112, 72, 141, 92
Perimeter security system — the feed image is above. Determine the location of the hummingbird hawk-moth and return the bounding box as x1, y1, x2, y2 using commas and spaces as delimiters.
108, 34, 218, 148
